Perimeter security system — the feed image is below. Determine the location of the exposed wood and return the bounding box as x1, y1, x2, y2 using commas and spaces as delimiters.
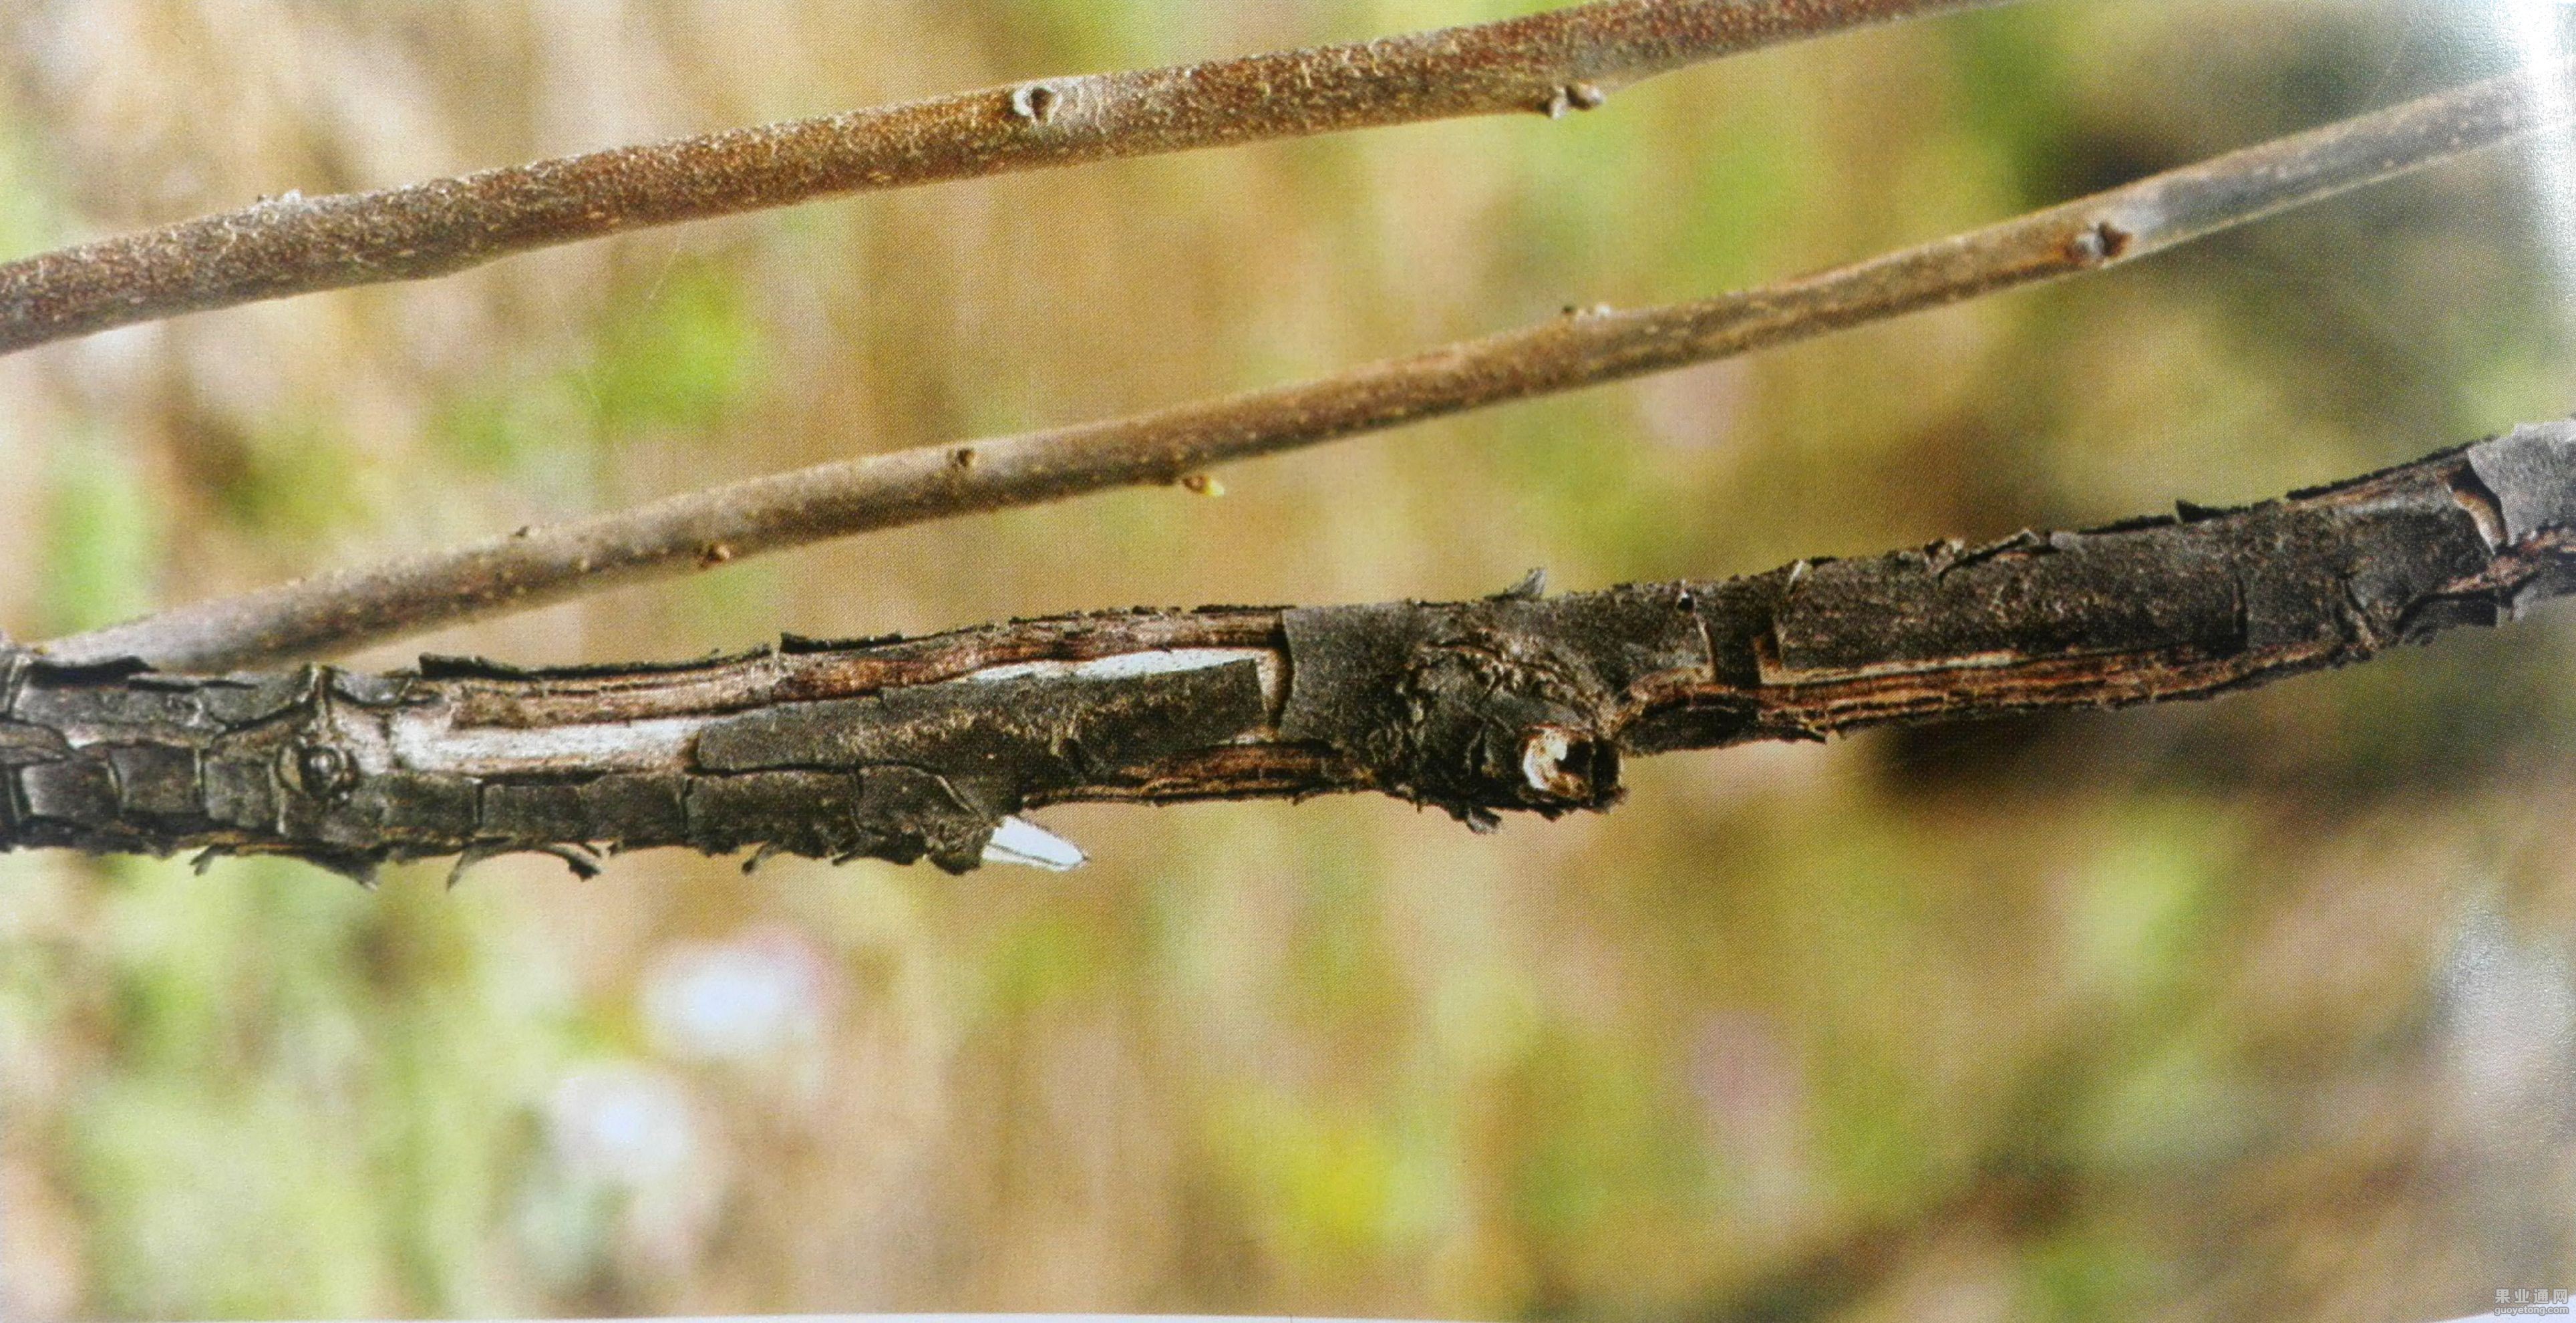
11, 423, 2575, 882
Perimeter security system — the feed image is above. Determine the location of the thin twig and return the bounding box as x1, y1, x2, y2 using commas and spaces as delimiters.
50, 65, 2570, 674
0, 0, 2002, 356
8, 422, 2575, 880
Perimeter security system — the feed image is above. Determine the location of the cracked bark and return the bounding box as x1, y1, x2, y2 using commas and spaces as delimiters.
5, 424, 2573, 883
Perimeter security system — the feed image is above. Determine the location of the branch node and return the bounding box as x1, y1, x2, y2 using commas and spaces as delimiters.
1009, 82, 1062, 124
1543, 81, 1607, 118
1521, 725, 1611, 800
296, 744, 355, 801
2066, 218, 2134, 266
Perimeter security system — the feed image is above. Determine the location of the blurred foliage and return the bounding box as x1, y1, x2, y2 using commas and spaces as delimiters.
3, 1, 2576, 1320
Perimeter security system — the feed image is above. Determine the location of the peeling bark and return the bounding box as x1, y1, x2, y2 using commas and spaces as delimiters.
8, 424, 2575, 881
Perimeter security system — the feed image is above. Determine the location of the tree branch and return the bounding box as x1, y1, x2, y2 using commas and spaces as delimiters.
0, 0, 2002, 357
9, 422, 2575, 882
47, 63, 2571, 675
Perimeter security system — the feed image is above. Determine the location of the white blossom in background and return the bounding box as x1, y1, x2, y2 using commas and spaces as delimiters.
522, 1062, 728, 1286
639, 926, 836, 1068
546, 1064, 699, 1188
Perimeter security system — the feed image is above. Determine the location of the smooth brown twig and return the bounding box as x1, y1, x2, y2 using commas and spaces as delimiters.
47, 64, 2570, 674
0, 0, 2003, 356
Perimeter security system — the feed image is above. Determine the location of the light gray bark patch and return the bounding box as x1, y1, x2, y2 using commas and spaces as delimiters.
2468, 421, 2576, 543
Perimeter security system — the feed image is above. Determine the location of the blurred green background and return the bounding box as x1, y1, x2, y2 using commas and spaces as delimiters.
3, 1, 2576, 1318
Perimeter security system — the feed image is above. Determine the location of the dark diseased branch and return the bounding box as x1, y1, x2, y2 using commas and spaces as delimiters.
8, 423, 2575, 883
45, 63, 2570, 675
0, 0, 2002, 357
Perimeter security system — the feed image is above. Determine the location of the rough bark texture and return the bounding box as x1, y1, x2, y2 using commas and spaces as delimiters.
46, 61, 2564, 675
9, 424, 2575, 882
0, 0, 2001, 357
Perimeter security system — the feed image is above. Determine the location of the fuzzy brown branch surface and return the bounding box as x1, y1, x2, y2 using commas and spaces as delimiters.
0, 0, 2002, 357
48, 63, 2569, 676
9, 424, 2576, 882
